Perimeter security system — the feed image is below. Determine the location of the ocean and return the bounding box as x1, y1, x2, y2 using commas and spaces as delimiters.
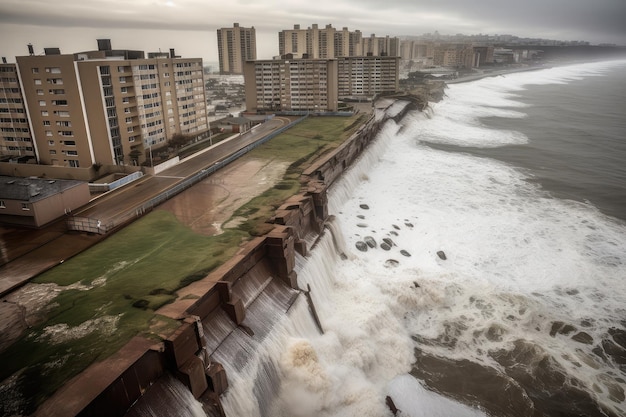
253, 60, 626, 417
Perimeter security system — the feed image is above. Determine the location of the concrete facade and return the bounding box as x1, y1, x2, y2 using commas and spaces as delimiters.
244, 58, 339, 113
217, 23, 257, 75
5, 40, 207, 175
337, 56, 400, 100
0, 63, 34, 161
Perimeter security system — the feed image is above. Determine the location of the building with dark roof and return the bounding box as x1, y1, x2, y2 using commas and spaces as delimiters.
0, 176, 90, 227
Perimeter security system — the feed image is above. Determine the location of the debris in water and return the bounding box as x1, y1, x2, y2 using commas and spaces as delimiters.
355, 241, 368, 252
359, 204, 370, 210
364, 236, 377, 248
400, 249, 411, 257
385, 259, 399, 268
437, 250, 447, 260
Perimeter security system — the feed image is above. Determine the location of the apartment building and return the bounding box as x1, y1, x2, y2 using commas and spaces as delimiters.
11, 40, 207, 171
362, 35, 400, 57
278, 24, 338, 59
432, 43, 476, 68
244, 58, 338, 113
337, 56, 400, 100
334, 27, 363, 57
0, 62, 34, 161
217, 23, 257, 75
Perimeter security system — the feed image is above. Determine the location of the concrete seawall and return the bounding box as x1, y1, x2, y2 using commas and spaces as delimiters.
35, 98, 421, 417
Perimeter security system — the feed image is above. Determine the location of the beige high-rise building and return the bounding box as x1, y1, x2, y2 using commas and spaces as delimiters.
334, 27, 363, 57
278, 24, 337, 59
217, 23, 257, 75
0, 62, 34, 161
337, 56, 400, 100
432, 43, 475, 68
362, 35, 400, 57
11, 40, 207, 171
244, 58, 338, 113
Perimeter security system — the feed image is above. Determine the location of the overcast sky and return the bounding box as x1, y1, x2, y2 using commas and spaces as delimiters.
1, 0, 625, 65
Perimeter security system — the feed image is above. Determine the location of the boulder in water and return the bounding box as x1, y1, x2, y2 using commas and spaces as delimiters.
392, 224, 401, 230
364, 236, 377, 248
380, 242, 391, 251
357, 223, 368, 228
357, 214, 365, 219
437, 250, 447, 260
360, 204, 370, 210
383, 237, 395, 247
355, 241, 368, 252
571, 332, 594, 345
390, 231, 398, 236
405, 222, 414, 229
400, 249, 411, 257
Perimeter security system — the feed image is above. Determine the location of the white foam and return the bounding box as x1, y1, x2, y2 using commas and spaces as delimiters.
326, 62, 626, 414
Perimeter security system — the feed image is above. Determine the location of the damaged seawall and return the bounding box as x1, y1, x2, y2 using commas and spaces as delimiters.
34, 97, 426, 417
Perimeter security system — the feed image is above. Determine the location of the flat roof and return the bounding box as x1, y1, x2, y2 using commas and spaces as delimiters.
0, 176, 85, 203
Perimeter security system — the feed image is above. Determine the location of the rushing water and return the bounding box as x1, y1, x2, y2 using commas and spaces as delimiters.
206, 60, 626, 417
260, 60, 626, 417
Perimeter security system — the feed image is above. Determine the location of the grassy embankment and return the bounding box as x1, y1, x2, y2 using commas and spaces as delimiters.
0, 113, 368, 415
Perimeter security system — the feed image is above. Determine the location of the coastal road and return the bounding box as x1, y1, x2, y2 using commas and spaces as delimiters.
73, 117, 291, 226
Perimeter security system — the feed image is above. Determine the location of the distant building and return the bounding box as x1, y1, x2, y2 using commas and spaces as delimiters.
217, 23, 257, 75
278, 24, 338, 59
0, 176, 90, 227
244, 58, 339, 113
432, 43, 475, 68
334, 27, 363, 58
362, 35, 400, 57
7, 40, 207, 177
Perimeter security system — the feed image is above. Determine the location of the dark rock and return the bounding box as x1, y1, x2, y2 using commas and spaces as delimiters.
437, 250, 447, 260
385, 259, 399, 268
390, 231, 398, 236
571, 332, 594, 345
400, 249, 411, 257
385, 396, 399, 415
356, 223, 368, 228
602, 339, 626, 364
357, 214, 365, 219
393, 224, 401, 230
609, 327, 626, 350
383, 237, 395, 247
364, 236, 377, 248
550, 321, 577, 337
405, 222, 414, 228
355, 241, 368, 252
360, 204, 370, 210
413, 281, 420, 288
380, 242, 391, 251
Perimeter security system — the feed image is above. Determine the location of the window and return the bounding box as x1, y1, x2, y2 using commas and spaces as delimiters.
46, 67, 61, 74
119, 76, 127, 83
31, 68, 39, 74
68, 160, 79, 167
51, 100, 67, 106
49, 150, 56, 155
21, 203, 30, 211
46, 131, 53, 137
47, 78, 63, 85
63, 140, 76, 146
0, 200, 5, 208
36, 89, 43, 95
43, 120, 51, 126
41, 110, 49, 116
48, 140, 54, 145
66, 150, 78, 156
55, 110, 69, 117
34, 79, 42, 85
121, 87, 128, 93
125, 117, 132, 123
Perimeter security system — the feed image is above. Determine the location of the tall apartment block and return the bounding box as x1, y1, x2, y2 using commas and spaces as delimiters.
337, 56, 400, 99
0, 61, 33, 161
243, 58, 339, 113
217, 23, 257, 75
244, 55, 399, 112
6, 40, 207, 173
279, 24, 395, 60
362, 35, 400, 57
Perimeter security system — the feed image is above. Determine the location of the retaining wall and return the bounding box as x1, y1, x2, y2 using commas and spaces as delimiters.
38, 98, 419, 417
